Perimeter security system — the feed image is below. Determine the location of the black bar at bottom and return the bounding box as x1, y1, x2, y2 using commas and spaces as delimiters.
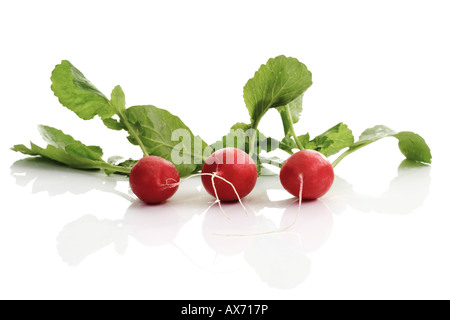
161, 300, 298, 319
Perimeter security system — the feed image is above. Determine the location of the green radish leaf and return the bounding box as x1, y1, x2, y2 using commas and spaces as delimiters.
102, 118, 124, 130
296, 134, 310, 150
11, 144, 39, 156
210, 123, 249, 151
394, 131, 432, 163
278, 136, 297, 154
11, 125, 129, 174
333, 125, 432, 166
51, 60, 113, 120
352, 125, 397, 149
306, 123, 354, 157
107, 156, 138, 168
37, 125, 103, 159
116, 159, 138, 168
210, 122, 277, 154
52, 61, 125, 131
13, 142, 105, 169
110, 85, 126, 112
52, 61, 208, 167
279, 123, 354, 156
102, 85, 127, 130
278, 133, 310, 154
124, 105, 208, 177
244, 55, 312, 128
105, 156, 138, 175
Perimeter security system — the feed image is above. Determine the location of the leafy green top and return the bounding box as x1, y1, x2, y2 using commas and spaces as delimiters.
12, 57, 431, 180
51, 60, 113, 120
11, 125, 130, 173
244, 55, 312, 128
44, 60, 208, 177
332, 125, 432, 167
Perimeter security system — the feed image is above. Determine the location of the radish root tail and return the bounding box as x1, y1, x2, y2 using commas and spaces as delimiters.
165, 172, 249, 219
210, 173, 229, 220
214, 174, 304, 237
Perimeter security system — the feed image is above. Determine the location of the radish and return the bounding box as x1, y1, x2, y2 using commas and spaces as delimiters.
201, 148, 258, 202
216, 150, 334, 237
129, 156, 180, 204
280, 149, 334, 200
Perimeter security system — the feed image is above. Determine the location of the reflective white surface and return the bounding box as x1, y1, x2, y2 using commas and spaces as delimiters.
2, 0, 450, 300
2, 147, 448, 299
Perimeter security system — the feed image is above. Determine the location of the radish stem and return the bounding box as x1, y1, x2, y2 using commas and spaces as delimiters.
286, 105, 305, 150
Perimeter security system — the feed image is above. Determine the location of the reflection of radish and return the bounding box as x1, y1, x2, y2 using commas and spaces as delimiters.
280, 150, 334, 200
129, 156, 180, 204
280, 200, 333, 253
244, 228, 311, 289
202, 203, 257, 256
124, 201, 180, 246
201, 148, 257, 202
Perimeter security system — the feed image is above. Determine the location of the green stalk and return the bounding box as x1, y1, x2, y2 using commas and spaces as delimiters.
332, 145, 363, 167
116, 109, 149, 157
248, 119, 261, 159
331, 150, 350, 168
286, 105, 304, 150
103, 163, 132, 174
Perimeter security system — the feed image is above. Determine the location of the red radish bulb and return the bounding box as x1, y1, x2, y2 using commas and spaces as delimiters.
201, 148, 257, 202
280, 150, 334, 200
129, 156, 180, 204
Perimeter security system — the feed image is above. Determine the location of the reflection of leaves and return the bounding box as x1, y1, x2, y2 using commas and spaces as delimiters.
50, 177, 206, 266
57, 215, 127, 266
10, 158, 129, 197
55, 203, 184, 266
327, 160, 431, 215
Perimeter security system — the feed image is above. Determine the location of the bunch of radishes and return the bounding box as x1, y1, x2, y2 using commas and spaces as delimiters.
129, 56, 430, 206
12, 55, 432, 211
127, 56, 337, 205
129, 147, 333, 205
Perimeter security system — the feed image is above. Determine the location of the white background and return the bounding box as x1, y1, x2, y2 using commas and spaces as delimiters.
1, 0, 449, 300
